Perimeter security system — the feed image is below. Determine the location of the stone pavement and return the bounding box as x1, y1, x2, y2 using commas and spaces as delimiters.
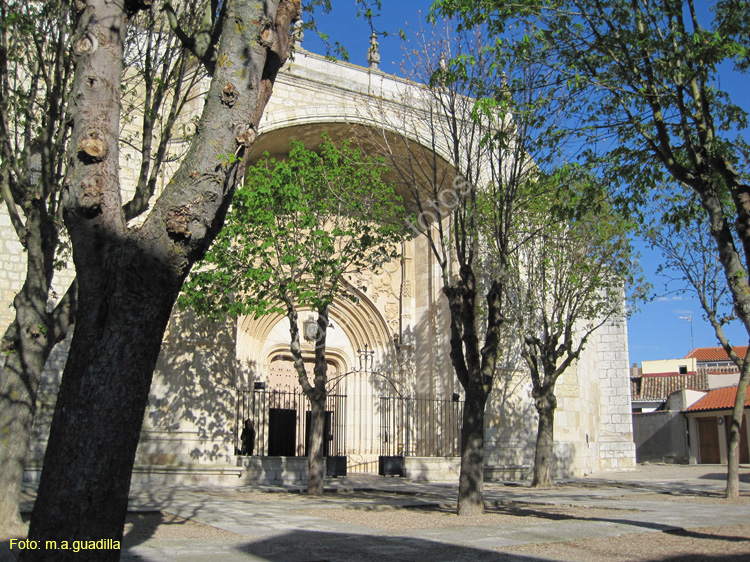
5, 464, 750, 561
117, 464, 750, 561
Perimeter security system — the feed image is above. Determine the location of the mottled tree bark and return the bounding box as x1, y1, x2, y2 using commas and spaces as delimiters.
0, 213, 75, 538
445, 271, 502, 516
701, 193, 750, 499
22, 0, 300, 558
726, 363, 750, 499
0, 317, 47, 538
26, 255, 179, 557
457, 384, 489, 516
286, 304, 328, 496
307, 309, 329, 495
307, 392, 326, 495
531, 391, 556, 488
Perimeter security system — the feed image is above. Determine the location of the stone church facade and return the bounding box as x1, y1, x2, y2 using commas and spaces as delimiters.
0, 46, 635, 484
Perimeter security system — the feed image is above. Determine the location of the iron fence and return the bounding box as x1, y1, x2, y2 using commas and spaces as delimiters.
380, 395, 463, 457
235, 387, 347, 457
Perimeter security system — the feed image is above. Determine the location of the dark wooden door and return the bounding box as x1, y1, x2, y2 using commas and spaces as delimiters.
724, 415, 750, 464
268, 408, 296, 456
697, 417, 720, 464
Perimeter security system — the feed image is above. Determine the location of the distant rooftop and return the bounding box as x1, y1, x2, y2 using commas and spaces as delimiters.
685, 385, 750, 412
631, 372, 709, 402
684, 346, 748, 362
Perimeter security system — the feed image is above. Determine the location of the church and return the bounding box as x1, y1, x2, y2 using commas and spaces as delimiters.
0, 41, 636, 486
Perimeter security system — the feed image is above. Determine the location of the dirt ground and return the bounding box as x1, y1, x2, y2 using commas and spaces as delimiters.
121, 490, 750, 561
503, 524, 750, 562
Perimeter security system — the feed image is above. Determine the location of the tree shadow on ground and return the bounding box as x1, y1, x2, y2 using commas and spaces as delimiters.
122, 484, 222, 549
222, 529, 750, 562
662, 527, 750, 543
230, 529, 547, 561
563, 477, 750, 498
699, 471, 750, 484
400, 501, 750, 542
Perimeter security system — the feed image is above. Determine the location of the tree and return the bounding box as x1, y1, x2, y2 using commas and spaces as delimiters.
182, 136, 405, 495
19, 0, 301, 556
369, 21, 569, 514
373, 33, 502, 516
507, 177, 640, 487
0, 0, 206, 536
645, 195, 736, 345
432, 0, 750, 498
0, 1, 76, 537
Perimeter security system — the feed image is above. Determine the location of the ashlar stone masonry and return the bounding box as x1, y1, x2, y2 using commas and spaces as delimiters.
0, 45, 635, 485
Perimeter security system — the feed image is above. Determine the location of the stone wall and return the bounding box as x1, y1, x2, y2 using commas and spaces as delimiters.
5, 47, 637, 484
404, 457, 461, 482
237, 457, 309, 486
633, 411, 689, 464
594, 313, 636, 470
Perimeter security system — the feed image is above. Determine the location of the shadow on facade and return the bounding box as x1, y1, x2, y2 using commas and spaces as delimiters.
141, 306, 245, 464
633, 411, 689, 464
138, 278, 579, 478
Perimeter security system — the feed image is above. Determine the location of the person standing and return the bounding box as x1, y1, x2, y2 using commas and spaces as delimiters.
240, 419, 256, 456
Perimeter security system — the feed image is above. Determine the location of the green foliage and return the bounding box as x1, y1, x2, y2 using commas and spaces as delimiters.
509, 170, 644, 384
431, 0, 749, 210
431, 0, 749, 349
181, 135, 407, 319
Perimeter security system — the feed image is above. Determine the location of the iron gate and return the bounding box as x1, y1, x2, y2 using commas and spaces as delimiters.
235, 388, 347, 457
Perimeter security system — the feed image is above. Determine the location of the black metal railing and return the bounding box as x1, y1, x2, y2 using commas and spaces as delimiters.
236, 387, 346, 457
380, 395, 463, 457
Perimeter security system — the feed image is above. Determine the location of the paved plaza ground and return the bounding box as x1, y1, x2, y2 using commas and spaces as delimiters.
3, 464, 750, 561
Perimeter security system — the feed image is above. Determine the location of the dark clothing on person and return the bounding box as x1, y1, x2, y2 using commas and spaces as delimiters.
240, 419, 255, 456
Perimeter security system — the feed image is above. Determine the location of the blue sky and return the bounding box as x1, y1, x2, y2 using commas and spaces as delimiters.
301, 1, 750, 367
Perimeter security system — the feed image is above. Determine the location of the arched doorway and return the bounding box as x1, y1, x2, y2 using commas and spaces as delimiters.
235, 291, 397, 471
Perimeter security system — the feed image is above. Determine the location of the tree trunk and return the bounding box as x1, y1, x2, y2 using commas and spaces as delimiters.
307, 393, 326, 495
18, 0, 300, 556
699, 187, 750, 497
24, 249, 179, 561
532, 391, 557, 488
0, 232, 74, 537
307, 308, 329, 495
444, 273, 501, 516
0, 314, 48, 538
284, 305, 329, 495
457, 383, 489, 516
726, 371, 750, 498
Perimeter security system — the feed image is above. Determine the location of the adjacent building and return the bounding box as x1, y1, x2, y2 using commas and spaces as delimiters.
632, 346, 750, 465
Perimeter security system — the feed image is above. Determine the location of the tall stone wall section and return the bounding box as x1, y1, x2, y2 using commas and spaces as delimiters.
484, 311, 636, 477
594, 313, 636, 469
553, 336, 602, 477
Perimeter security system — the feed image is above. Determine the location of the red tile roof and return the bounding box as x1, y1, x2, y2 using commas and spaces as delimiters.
684, 346, 747, 362
631, 372, 709, 402
685, 385, 750, 412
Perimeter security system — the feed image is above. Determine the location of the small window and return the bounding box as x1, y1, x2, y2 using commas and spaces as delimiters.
678, 365, 688, 374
